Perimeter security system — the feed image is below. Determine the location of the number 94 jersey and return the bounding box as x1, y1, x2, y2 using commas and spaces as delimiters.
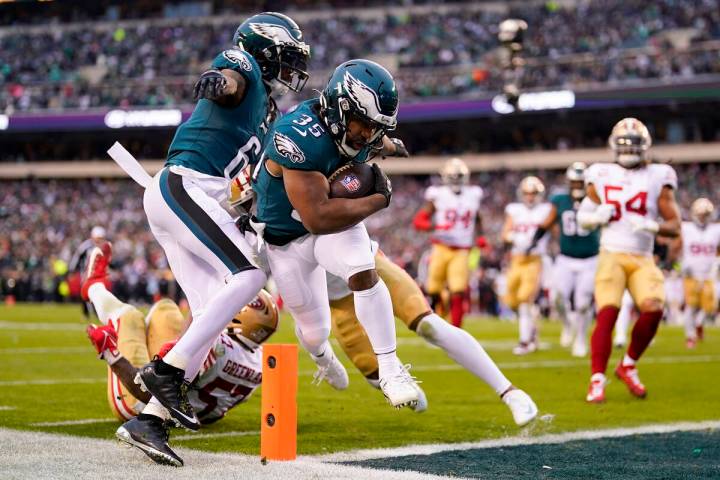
586, 162, 677, 256
425, 185, 483, 248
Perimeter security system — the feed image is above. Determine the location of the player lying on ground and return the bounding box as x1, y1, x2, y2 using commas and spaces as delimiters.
252, 59, 421, 409
501, 176, 552, 355
327, 247, 538, 426
680, 198, 720, 348
412, 158, 483, 329
82, 242, 278, 466
578, 117, 680, 403
527, 162, 599, 358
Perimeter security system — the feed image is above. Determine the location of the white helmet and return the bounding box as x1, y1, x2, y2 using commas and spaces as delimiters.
690, 198, 714, 227
440, 158, 470, 194
608, 117, 652, 168
518, 175, 545, 206
565, 162, 587, 201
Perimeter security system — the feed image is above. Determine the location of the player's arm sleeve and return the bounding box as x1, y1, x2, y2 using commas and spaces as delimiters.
659, 165, 678, 190
424, 186, 437, 202
211, 50, 258, 84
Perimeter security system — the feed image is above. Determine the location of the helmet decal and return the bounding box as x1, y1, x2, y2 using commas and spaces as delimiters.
249, 22, 308, 52
343, 71, 396, 127
273, 132, 305, 164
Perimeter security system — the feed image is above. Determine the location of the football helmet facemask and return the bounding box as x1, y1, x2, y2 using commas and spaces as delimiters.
518, 176, 545, 206
565, 161, 587, 201
691, 198, 714, 227
440, 158, 470, 194
233, 12, 310, 95
608, 117, 652, 168
227, 289, 279, 350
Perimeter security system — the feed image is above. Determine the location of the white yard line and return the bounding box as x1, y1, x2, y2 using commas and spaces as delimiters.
0, 321, 86, 331
0, 406, 16, 411
313, 419, 720, 463
174, 430, 260, 441
30, 418, 118, 427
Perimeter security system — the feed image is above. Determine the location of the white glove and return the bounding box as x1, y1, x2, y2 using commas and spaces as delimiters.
629, 216, 660, 234
577, 203, 615, 229
595, 204, 616, 225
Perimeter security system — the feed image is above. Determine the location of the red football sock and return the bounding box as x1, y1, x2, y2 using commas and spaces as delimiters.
450, 293, 464, 328
627, 310, 663, 361
591, 306, 619, 375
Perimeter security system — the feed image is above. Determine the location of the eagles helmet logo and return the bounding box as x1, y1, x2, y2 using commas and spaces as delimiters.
274, 132, 305, 164
222, 49, 253, 71
249, 22, 309, 53
343, 72, 396, 127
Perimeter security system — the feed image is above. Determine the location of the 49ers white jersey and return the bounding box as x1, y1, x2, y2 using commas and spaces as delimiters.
505, 202, 553, 255
681, 221, 720, 280
586, 162, 677, 256
425, 185, 483, 248
188, 332, 263, 424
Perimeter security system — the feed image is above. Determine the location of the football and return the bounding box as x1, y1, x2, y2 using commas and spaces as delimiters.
328, 162, 376, 199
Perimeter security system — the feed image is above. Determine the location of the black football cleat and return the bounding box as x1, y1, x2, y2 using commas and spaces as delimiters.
135, 357, 200, 430
116, 415, 183, 467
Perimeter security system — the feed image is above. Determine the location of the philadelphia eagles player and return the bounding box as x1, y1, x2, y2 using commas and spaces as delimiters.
527, 162, 600, 357
116, 13, 310, 466
252, 59, 420, 408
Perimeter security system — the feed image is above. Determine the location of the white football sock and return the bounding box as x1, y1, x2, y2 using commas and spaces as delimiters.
87, 282, 127, 325
615, 298, 633, 344
518, 303, 533, 344
575, 309, 591, 347
684, 307, 698, 339
622, 354, 636, 367
295, 325, 335, 362
353, 279, 398, 372
165, 268, 266, 376
142, 397, 170, 420
417, 314, 511, 395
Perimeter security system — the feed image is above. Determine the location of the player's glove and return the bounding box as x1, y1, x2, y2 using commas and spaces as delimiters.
86, 324, 121, 365
193, 69, 228, 101
371, 163, 392, 207
596, 204, 617, 225
629, 216, 660, 234
384, 138, 409, 158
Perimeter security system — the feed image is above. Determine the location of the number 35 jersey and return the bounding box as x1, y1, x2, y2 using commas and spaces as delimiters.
188, 332, 263, 424
425, 185, 483, 248
585, 162, 677, 256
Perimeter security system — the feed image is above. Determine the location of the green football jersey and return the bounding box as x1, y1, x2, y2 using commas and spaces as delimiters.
551, 193, 600, 258
253, 99, 369, 244
166, 49, 269, 179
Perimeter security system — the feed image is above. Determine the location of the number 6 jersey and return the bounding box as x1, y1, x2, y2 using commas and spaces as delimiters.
585, 162, 677, 256
425, 185, 483, 248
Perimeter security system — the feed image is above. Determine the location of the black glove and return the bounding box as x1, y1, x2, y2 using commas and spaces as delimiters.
235, 214, 254, 235
193, 69, 227, 101
371, 163, 392, 207
384, 137, 409, 158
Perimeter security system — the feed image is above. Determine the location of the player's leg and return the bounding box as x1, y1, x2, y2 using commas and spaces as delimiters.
315, 223, 418, 408
587, 252, 627, 403
618, 258, 666, 398
447, 248, 470, 328
146, 299, 186, 357
514, 256, 542, 354
267, 237, 348, 390
553, 255, 576, 348
614, 290, 634, 348
699, 280, 715, 341
572, 256, 597, 358
683, 277, 700, 347
425, 244, 451, 315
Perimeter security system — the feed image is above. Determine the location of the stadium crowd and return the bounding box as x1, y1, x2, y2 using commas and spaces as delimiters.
2, 161, 719, 303
2, 0, 719, 110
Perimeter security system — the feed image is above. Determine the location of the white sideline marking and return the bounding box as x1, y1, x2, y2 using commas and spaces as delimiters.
0, 321, 86, 331
31, 418, 117, 427
0, 377, 104, 387
314, 419, 720, 462
0, 406, 16, 411
174, 430, 260, 441
0, 346, 89, 355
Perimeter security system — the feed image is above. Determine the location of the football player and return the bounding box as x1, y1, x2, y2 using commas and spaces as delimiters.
252, 59, 418, 408
130, 13, 309, 438
527, 162, 599, 357
578, 118, 680, 403
412, 158, 483, 328
82, 243, 277, 466
327, 248, 538, 426
680, 198, 720, 348
501, 176, 553, 355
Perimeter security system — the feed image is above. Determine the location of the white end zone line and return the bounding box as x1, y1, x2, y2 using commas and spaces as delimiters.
174, 430, 260, 441
31, 418, 118, 427
312, 420, 720, 463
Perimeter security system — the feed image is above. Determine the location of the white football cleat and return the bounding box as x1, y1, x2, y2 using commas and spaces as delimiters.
571, 340, 588, 358
411, 382, 428, 413
502, 388, 538, 426
379, 364, 420, 409
560, 327, 573, 348
311, 352, 349, 390
512, 341, 537, 356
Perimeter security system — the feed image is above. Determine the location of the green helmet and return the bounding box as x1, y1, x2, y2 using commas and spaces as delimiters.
319, 59, 398, 160
233, 12, 310, 94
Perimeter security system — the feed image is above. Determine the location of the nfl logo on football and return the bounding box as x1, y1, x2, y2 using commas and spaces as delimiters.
341, 174, 361, 193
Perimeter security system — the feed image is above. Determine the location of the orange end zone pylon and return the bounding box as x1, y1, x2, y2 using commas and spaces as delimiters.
261, 343, 298, 461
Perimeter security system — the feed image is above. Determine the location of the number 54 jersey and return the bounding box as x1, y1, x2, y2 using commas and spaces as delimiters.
585, 162, 677, 256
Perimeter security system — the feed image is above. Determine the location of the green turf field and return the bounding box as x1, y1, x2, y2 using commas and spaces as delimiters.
1, 303, 718, 459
